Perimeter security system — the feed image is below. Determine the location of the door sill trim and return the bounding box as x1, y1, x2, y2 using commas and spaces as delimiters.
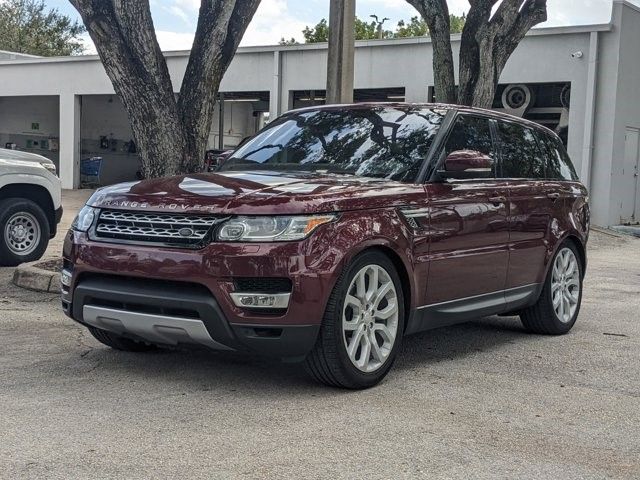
407, 284, 542, 335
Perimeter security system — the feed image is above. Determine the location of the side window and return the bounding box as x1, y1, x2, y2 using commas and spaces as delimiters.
538, 132, 579, 181
443, 115, 496, 172
497, 122, 545, 179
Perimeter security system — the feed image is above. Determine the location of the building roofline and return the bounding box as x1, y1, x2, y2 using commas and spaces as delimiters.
0, 21, 615, 67
0, 49, 42, 59
615, 0, 640, 14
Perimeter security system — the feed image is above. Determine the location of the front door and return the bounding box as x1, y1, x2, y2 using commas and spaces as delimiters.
624, 128, 640, 223
425, 114, 510, 305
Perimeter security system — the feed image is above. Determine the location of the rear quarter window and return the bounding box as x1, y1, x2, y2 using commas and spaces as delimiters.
538, 132, 578, 181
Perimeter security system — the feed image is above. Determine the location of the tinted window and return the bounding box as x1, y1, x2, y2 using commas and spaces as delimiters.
443, 115, 496, 173
222, 107, 446, 182
444, 115, 494, 156
497, 122, 545, 179
538, 132, 578, 181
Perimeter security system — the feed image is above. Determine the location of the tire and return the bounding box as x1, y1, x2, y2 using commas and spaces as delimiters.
305, 250, 405, 389
0, 198, 50, 267
520, 241, 583, 335
88, 326, 157, 352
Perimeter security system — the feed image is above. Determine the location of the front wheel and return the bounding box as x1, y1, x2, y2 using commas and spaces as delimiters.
0, 198, 50, 267
520, 241, 583, 335
305, 251, 405, 389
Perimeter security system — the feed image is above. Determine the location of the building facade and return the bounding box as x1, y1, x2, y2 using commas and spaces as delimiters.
0, 0, 639, 227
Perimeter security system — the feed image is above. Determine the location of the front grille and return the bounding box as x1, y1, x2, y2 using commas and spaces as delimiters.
94, 209, 223, 247
234, 277, 293, 294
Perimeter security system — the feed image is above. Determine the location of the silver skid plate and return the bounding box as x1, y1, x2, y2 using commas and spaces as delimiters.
83, 305, 233, 350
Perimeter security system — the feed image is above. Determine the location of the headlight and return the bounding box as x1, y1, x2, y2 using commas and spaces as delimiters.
71, 206, 97, 232
217, 215, 336, 242
40, 161, 57, 176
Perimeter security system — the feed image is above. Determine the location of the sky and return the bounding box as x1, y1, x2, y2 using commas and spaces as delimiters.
44, 0, 639, 53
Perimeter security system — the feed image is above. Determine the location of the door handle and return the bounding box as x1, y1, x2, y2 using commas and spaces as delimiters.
547, 192, 561, 200
489, 196, 506, 205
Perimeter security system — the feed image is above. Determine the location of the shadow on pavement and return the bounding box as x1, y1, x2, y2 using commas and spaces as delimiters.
56, 315, 534, 394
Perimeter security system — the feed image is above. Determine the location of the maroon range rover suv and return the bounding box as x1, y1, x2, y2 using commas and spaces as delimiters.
62, 104, 589, 389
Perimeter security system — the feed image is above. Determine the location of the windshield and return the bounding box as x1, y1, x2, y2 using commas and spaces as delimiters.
220, 106, 446, 182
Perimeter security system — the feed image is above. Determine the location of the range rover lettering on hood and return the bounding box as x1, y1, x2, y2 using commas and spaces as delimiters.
96, 199, 219, 212
87, 171, 418, 215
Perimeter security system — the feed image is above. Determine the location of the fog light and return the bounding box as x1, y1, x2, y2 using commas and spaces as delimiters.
230, 293, 291, 309
61, 269, 72, 288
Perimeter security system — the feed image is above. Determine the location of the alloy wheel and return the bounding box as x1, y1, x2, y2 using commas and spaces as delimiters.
342, 264, 399, 373
551, 247, 580, 323
3, 212, 41, 256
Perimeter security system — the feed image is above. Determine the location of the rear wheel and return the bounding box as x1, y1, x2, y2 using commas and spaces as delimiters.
305, 251, 405, 389
520, 241, 583, 335
0, 198, 50, 266
88, 326, 156, 352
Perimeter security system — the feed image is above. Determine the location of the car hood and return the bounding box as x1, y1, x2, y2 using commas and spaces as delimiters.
88, 171, 424, 215
0, 148, 53, 165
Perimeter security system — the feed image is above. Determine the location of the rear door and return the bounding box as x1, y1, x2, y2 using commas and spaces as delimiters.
424, 114, 510, 305
496, 121, 556, 289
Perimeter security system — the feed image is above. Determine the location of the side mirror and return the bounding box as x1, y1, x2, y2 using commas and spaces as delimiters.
440, 150, 493, 179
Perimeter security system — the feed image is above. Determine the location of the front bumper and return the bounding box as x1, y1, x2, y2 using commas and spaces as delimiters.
55, 206, 63, 224
50, 206, 64, 238
63, 274, 319, 357
62, 230, 340, 358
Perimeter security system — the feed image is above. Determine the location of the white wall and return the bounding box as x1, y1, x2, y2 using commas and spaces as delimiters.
0, 95, 59, 136
209, 101, 260, 149
610, 1, 640, 223
82, 95, 133, 140
0, 95, 59, 165
588, 1, 640, 226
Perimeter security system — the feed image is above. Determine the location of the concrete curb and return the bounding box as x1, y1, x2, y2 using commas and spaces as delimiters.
609, 225, 640, 238
12, 261, 61, 293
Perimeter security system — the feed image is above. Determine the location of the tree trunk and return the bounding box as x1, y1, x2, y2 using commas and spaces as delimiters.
70, 0, 260, 178
407, 0, 456, 104
457, 0, 496, 106
459, 0, 547, 108
178, 0, 260, 173
408, 0, 546, 108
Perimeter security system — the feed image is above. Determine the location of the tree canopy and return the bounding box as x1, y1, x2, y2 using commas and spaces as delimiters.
0, 0, 85, 56
280, 14, 466, 45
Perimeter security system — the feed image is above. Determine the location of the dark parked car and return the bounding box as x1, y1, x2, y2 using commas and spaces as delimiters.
205, 137, 252, 172
62, 104, 589, 389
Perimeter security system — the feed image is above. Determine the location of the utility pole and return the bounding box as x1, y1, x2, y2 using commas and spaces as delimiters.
326, 0, 355, 104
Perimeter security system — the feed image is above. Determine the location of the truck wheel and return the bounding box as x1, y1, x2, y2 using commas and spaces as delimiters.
520, 241, 583, 335
88, 326, 157, 352
0, 198, 50, 267
305, 250, 405, 389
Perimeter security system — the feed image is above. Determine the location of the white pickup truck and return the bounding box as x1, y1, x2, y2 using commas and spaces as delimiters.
0, 148, 62, 266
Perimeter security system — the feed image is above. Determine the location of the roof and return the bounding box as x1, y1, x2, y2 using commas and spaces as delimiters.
0, 50, 42, 60
0, 22, 613, 66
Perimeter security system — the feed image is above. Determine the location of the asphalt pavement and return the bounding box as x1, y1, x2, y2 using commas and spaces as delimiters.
0, 192, 638, 479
